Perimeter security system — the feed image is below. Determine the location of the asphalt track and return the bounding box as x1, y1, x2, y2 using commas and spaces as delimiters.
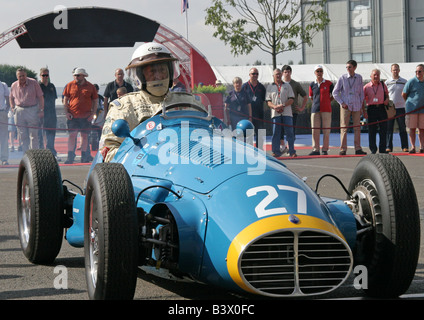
1, 134, 423, 305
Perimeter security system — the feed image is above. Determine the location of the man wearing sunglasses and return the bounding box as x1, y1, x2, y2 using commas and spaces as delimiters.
308, 65, 334, 156
402, 64, 424, 153
38, 68, 58, 159
62, 68, 98, 163
242, 68, 266, 150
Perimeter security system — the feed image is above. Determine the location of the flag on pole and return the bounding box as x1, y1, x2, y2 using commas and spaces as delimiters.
182, 0, 189, 13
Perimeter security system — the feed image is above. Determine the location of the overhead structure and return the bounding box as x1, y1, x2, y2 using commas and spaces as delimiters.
154, 25, 217, 90
0, 23, 28, 49
0, 7, 216, 88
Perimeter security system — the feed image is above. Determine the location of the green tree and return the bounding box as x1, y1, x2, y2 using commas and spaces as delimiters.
205, 0, 330, 69
0, 64, 37, 86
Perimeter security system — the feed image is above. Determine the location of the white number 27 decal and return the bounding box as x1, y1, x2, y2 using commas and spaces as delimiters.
246, 185, 307, 218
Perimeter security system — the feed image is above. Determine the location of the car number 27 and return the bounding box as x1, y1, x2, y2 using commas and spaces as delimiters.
246, 185, 307, 218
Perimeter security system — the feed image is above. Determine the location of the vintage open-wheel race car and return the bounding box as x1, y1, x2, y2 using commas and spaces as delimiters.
16, 92, 420, 299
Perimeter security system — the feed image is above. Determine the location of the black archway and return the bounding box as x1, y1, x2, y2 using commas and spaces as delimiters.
0, 7, 217, 88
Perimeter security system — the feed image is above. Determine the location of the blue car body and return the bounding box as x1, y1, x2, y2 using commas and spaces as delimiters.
66, 105, 357, 297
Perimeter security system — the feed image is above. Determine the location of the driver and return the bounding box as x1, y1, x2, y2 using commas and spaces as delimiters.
100, 42, 203, 162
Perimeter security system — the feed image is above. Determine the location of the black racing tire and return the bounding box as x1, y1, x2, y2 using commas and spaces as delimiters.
84, 163, 138, 300
17, 149, 64, 264
348, 154, 420, 298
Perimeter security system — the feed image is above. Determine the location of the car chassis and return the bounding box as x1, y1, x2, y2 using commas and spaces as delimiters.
17, 93, 420, 299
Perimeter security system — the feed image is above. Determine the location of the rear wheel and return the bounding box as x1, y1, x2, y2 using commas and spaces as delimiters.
84, 163, 138, 300
17, 149, 64, 264
349, 154, 420, 298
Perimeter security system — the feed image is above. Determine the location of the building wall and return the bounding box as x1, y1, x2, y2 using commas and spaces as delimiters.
408, 0, 424, 61
380, 0, 406, 62
327, 0, 350, 63
303, 0, 424, 64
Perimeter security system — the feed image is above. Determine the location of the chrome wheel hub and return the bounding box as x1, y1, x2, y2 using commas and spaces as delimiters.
19, 174, 31, 248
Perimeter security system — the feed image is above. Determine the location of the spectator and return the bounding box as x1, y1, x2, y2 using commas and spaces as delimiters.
215, 79, 223, 87
9, 68, 44, 153
281, 65, 308, 141
170, 78, 186, 92
363, 69, 389, 154
62, 68, 98, 163
402, 64, 424, 153
224, 77, 252, 130
103, 68, 134, 114
8, 109, 17, 152
242, 67, 266, 150
0, 80, 11, 165
89, 84, 105, 152
308, 65, 334, 156
385, 63, 408, 152
38, 67, 59, 158
333, 60, 367, 155
266, 68, 296, 158
116, 87, 127, 98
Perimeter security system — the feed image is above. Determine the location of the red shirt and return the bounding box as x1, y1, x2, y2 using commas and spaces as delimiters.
309, 79, 334, 113
63, 80, 98, 118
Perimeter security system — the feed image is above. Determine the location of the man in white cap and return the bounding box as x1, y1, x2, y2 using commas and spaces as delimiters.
100, 42, 204, 162
62, 68, 98, 163
308, 65, 334, 155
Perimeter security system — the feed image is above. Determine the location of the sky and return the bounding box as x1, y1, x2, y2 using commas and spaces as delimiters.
0, 0, 302, 87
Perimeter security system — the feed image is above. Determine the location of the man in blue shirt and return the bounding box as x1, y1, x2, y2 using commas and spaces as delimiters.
402, 64, 424, 153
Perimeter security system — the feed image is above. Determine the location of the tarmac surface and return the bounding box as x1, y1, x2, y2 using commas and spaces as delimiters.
0, 133, 423, 304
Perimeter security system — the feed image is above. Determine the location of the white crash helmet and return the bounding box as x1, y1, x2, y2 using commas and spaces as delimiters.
126, 42, 179, 91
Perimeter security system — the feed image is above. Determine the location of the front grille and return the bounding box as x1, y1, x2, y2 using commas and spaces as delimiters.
240, 230, 353, 297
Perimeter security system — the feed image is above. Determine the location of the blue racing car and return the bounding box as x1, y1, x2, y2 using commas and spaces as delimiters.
17, 93, 420, 299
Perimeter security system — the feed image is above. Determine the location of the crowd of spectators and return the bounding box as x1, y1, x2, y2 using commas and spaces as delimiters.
1, 60, 423, 165
222, 60, 424, 157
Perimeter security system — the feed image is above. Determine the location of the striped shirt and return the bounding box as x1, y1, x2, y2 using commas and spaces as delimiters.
385, 77, 407, 109
333, 73, 364, 112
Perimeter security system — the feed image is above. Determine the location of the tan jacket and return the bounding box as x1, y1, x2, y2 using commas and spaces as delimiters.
100, 91, 205, 162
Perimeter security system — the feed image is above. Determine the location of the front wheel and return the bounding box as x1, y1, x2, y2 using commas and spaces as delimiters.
17, 150, 64, 264
84, 163, 138, 300
348, 154, 420, 298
